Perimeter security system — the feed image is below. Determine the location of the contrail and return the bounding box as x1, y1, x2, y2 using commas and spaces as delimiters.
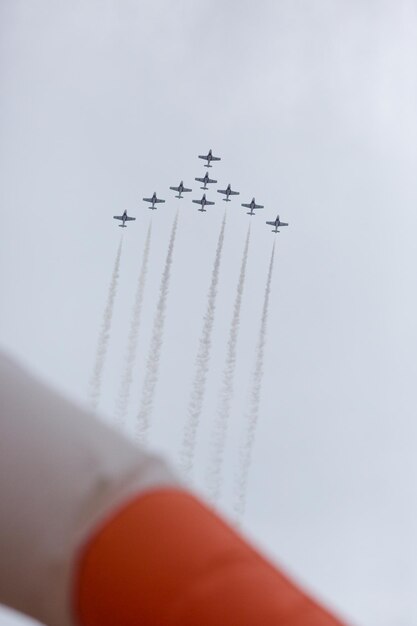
206, 226, 251, 503
180, 213, 227, 477
233, 242, 276, 522
136, 213, 178, 442
114, 222, 152, 429
89, 237, 123, 412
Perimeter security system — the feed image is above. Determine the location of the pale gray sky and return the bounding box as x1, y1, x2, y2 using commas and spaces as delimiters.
1, 1, 417, 624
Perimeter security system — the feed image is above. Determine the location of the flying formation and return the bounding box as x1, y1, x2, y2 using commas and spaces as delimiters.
113, 149, 289, 234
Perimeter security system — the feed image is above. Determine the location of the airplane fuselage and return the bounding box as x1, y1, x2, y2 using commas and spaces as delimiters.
246, 198, 261, 215
198, 198, 207, 211
204, 149, 215, 168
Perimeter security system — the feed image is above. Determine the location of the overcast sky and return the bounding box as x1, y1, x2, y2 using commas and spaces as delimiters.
1, 1, 417, 625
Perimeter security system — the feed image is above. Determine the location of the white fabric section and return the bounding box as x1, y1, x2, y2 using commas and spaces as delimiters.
0, 352, 179, 626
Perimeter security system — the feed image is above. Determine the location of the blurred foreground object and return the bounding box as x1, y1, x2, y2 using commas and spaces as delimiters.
0, 352, 347, 626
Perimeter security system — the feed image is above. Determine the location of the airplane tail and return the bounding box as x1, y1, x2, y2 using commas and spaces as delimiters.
119, 224, 127, 228
246, 212, 255, 216
175, 195, 182, 199
224, 198, 231, 202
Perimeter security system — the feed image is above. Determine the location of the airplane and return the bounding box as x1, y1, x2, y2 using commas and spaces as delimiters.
217, 184, 240, 202
198, 149, 221, 168
113, 210, 136, 228
192, 193, 215, 212
169, 180, 192, 199
241, 197, 264, 215
143, 192, 165, 210
266, 215, 289, 233
195, 172, 217, 190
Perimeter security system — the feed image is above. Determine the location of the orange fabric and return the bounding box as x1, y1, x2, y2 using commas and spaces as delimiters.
75, 489, 347, 626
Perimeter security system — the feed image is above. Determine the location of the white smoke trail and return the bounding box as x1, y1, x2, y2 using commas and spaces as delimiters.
114, 222, 152, 429
136, 213, 178, 442
89, 237, 123, 411
206, 226, 251, 503
180, 214, 227, 477
233, 242, 276, 522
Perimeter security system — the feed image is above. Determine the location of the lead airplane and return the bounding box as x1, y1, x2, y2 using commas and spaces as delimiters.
217, 184, 240, 202
169, 180, 192, 199
195, 172, 217, 190
241, 197, 264, 215
198, 149, 221, 168
113, 210, 136, 228
143, 192, 165, 210
266, 215, 289, 233
192, 193, 215, 212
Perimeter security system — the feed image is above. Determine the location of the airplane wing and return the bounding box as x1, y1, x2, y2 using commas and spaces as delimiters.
125, 216, 136, 221
254, 204, 264, 209
198, 155, 209, 160
266, 221, 275, 226
195, 177, 205, 183
210, 156, 221, 161
280, 222, 288, 226
241, 203, 251, 208
113, 215, 123, 220
208, 178, 217, 184
230, 190, 240, 195
217, 189, 227, 195
182, 187, 192, 192
143, 197, 153, 203
155, 198, 165, 203
192, 199, 203, 205
205, 200, 215, 206
169, 186, 180, 192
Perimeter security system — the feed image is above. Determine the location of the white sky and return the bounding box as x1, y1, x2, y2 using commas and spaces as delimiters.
1, 1, 417, 624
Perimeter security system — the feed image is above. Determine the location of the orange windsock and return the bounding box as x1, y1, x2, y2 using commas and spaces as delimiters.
75, 489, 347, 626
0, 352, 348, 626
